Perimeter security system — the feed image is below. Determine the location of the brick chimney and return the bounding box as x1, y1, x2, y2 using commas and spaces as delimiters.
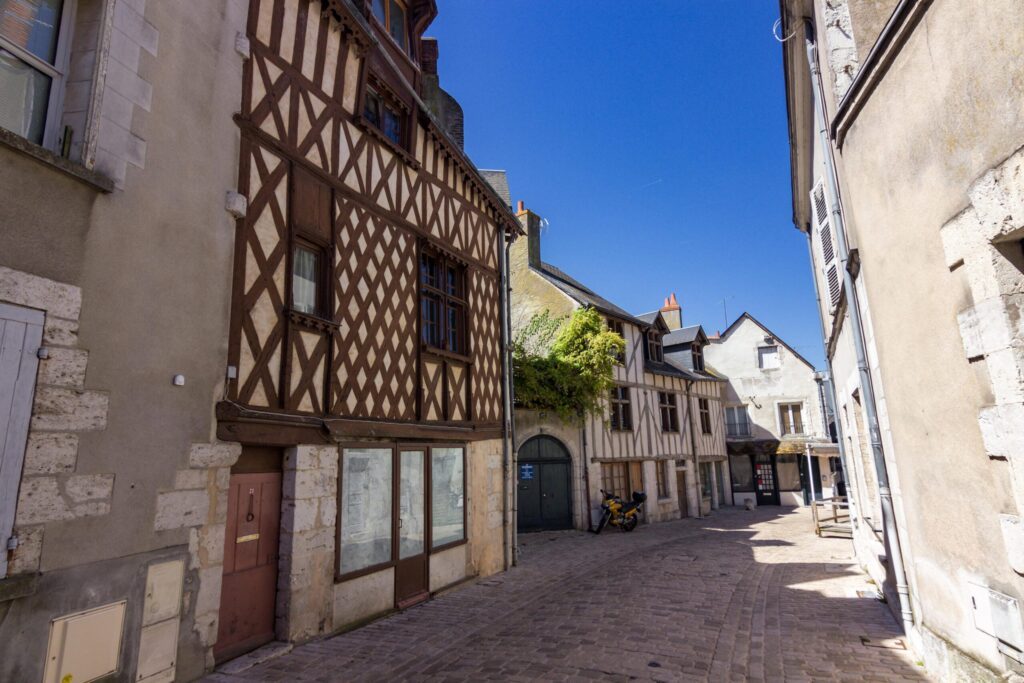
420, 38, 464, 149
514, 200, 542, 269
661, 292, 682, 330
421, 37, 439, 75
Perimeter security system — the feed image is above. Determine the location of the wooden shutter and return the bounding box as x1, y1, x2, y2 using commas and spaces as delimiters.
0, 303, 44, 577
810, 179, 841, 309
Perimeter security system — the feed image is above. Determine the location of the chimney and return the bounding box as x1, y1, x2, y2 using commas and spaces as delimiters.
421, 37, 439, 75
419, 38, 464, 149
661, 292, 682, 330
516, 200, 542, 268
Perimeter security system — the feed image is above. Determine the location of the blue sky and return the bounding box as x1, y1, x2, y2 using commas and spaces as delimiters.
429, 1, 825, 368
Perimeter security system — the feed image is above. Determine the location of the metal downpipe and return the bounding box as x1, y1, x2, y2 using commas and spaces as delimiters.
804, 233, 861, 530
500, 234, 513, 571
803, 21, 914, 634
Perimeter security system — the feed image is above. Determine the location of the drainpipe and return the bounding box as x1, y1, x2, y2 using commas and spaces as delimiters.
581, 423, 593, 532
684, 379, 703, 519
500, 233, 514, 570
803, 21, 914, 634
806, 293, 860, 527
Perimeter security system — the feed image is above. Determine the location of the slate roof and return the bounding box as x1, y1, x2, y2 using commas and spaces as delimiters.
537, 262, 647, 326
636, 311, 660, 325
478, 169, 511, 210
664, 325, 702, 347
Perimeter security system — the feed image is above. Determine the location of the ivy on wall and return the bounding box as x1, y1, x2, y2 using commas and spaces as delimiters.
512, 308, 625, 423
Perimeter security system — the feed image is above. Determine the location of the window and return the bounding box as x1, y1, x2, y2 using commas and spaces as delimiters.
725, 406, 751, 437
715, 461, 726, 503
339, 448, 393, 574
699, 462, 713, 499
758, 345, 780, 369
602, 461, 641, 498
371, 0, 408, 52
609, 386, 632, 431
692, 343, 704, 372
658, 392, 678, 432
0, 0, 69, 147
647, 330, 663, 362
779, 402, 804, 435
420, 250, 467, 355
431, 447, 464, 548
655, 460, 670, 499
363, 87, 405, 146
698, 397, 712, 434
338, 445, 465, 578
729, 454, 754, 492
607, 318, 625, 364
776, 454, 801, 491
291, 241, 324, 315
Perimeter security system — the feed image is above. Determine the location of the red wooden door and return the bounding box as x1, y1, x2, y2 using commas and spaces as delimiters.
214, 471, 282, 662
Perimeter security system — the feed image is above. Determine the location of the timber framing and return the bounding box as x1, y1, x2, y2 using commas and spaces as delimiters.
224, 0, 514, 447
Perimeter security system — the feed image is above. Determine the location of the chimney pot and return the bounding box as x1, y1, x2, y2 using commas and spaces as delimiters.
516, 200, 525, 214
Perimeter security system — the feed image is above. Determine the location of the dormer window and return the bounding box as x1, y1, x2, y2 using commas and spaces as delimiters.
647, 331, 663, 362
371, 0, 408, 53
692, 343, 704, 372
363, 87, 404, 146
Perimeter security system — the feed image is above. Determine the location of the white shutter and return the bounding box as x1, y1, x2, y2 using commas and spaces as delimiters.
0, 303, 44, 577
811, 179, 842, 308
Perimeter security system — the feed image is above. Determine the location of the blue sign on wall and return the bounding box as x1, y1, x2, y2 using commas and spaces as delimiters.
519, 463, 535, 481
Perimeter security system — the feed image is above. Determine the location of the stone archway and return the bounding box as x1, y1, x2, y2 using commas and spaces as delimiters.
516, 435, 573, 531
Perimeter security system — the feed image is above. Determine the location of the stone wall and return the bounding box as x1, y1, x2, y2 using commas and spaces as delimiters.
0, 266, 113, 576
940, 145, 1024, 576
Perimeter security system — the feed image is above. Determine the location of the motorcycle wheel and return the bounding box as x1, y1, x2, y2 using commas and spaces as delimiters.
621, 515, 638, 532
595, 511, 610, 534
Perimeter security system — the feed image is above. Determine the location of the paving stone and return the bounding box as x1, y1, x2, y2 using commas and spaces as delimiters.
206, 509, 927, 682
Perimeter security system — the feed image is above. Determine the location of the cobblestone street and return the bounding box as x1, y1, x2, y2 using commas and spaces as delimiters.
206, 508, 925, 682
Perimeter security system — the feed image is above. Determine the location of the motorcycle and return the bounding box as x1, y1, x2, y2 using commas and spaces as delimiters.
594, 489, 647, 533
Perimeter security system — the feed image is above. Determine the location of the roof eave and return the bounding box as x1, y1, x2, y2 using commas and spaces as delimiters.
781, 0, 815, 234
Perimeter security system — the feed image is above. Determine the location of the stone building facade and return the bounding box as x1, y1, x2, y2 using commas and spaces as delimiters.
704, 313, 839, 508
781, 0, 1024, 678
507, 194, 730, 533
0, 0, 514, 681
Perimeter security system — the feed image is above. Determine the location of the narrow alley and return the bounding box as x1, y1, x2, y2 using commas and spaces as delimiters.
205, 509, 923, 682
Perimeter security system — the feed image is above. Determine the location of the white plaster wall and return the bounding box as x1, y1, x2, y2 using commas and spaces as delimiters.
705, 317, 826, 441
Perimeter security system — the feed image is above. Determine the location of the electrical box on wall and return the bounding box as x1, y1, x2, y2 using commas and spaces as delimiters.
43, 601, 127, 683
969, 583, 1024, 653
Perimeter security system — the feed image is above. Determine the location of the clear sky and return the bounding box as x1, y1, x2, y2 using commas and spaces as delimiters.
428, 1, 826, 369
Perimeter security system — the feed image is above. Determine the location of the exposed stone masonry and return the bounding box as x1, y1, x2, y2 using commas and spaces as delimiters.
940, 145, 1024, 575
0, 266, 113, 575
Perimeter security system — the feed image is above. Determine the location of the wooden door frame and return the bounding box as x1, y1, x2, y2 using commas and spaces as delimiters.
334, 443, 469, 596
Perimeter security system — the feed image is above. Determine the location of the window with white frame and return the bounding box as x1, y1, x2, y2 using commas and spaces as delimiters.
725, 405, 750, 437
758, 345, 780, 370
0, 0, 72, 148
778, 402, 804, 436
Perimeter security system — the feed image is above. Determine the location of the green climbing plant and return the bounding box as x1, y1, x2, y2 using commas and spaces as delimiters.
512, 307, 625, 423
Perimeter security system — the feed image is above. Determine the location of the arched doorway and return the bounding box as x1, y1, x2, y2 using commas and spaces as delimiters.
517, 435, 573, 531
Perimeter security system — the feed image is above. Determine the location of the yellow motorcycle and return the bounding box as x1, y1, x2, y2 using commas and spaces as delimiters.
594, 489, 647, 533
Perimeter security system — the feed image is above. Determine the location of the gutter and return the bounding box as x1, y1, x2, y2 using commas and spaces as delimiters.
830, 0, 933, 147
803, 21, 914, 634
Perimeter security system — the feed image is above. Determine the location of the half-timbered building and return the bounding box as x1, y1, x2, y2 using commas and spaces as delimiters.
509, 198, 730, 533
217, 0, 518, 664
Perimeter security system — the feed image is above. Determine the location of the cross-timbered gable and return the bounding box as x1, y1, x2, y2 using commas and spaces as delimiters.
222, 0, 515, 443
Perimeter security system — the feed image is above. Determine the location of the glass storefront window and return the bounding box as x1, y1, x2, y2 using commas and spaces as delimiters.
339, 448, 392, 574
431, 447, 464, 548
776, 454, 802, 491
730, 454, 754, 491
